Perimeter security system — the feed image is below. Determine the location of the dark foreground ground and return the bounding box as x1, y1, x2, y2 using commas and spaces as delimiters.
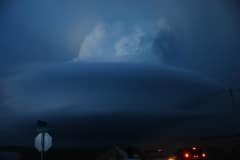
0, 134, 240, 160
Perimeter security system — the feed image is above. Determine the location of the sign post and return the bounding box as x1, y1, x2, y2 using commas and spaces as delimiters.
35, 120, 53, 160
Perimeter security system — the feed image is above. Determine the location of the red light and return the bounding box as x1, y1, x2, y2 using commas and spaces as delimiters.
192, 147, 196, 150
184, 153, 190, 158
202, 153, 206, 158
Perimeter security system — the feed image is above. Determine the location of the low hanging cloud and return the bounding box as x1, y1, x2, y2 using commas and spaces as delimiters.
6, 62, 224, 115
74, 19, 171, 64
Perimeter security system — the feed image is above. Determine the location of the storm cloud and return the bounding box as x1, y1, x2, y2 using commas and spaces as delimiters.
3, 63, 234, 146
0, 0, 240, 86
6, 63, 223, 115
74, 19, 170, 64
0, 0, 240, 146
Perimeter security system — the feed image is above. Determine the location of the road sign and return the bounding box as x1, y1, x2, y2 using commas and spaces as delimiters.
34, 132, 53, 152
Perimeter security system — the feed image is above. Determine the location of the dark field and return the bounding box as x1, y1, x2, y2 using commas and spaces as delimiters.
0, 135, 239, 160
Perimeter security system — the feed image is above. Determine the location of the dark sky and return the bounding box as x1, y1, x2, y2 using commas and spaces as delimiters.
0, 0, 240, 147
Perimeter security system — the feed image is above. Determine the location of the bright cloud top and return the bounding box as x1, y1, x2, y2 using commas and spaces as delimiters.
74, 19, 171, 64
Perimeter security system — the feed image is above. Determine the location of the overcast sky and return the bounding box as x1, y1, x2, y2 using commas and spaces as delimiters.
0, 0, 240, 146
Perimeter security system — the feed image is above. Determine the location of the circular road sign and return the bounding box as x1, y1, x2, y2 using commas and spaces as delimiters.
34, 132, 53, 152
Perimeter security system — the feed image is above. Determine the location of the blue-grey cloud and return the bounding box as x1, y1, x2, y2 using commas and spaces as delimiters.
6, 63, 223, 115
152, 30, 179, 65
0, 0, 240, 146
151, 0, 240, 87
0, 0, 88, 76
74, 20, 170, 64
0, 93, 7, 111
3, 63, 234, 146
1, 0, 240, 87
1, 111, 240, 146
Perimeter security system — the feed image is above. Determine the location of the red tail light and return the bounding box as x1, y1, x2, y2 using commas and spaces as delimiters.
202, 153, 206, 158
184, 153, 190, 158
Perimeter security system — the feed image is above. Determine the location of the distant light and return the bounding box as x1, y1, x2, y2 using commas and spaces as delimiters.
202, 153, 206, 158
168, 156, 176, 160
184, 153, 190, 158
192, 147, 197, 150
157, 148, 163, 153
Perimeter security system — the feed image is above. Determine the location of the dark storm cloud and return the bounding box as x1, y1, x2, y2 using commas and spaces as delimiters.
0, 0, 85, 76
1, 63, 229, 146
2, 112, 240, 146
6, 63, 224, 115
1, 62, 235, 146
47, 113, 240, 146
0, 17, 73, 76
1, 0, 240, 87
0, 0, 13, 11
0, 0, 240, 146
152, 30, 179, 65
0, 85, 8, 111
151, 0, 240, 87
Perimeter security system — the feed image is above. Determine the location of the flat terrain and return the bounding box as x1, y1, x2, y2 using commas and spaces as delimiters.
0, 135, 240, 160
